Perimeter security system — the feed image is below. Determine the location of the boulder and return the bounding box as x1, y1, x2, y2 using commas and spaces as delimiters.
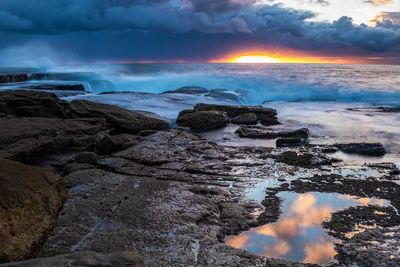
194, 103, 279, 125
335, 143, 386, 156
0, 159, 67, 263
162, 86, 209, 95
231, 113, 258, 125
0, 90, 76, 118
69, 100, 169, 134
194, 103, 277, 118
0, 251, 143, 267
236, 126, 309, 140
177, 111, 229, 131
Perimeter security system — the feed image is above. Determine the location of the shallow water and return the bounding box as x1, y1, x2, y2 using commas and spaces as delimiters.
225, 191, 388, 265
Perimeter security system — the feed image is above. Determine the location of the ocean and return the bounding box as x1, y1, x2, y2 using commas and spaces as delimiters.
1, 63, 399, 165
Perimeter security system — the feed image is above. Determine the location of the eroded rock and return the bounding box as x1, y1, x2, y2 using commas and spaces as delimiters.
70, 100, 169, 134
231, 113, 258, 125
236, 126, 309, 139
335, 143, 386, 156
176, 110, 229, 131
0, 159, 67, 263
0, 251, 143, 267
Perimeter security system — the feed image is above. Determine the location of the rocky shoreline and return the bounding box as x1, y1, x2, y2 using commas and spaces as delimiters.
0, 89, 399, 267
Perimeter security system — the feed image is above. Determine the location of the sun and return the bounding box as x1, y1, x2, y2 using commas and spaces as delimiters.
230, 55, 280, 63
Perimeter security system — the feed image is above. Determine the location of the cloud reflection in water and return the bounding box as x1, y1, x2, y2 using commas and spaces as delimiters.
225, 192, 387, 265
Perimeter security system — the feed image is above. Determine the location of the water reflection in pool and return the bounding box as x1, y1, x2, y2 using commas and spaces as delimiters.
225, 192, 387, 266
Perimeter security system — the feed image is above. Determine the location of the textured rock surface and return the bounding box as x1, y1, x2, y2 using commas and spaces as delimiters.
194, 103, 279, 126
0, 159, 67, 263
37, 130, 319, 267
236, 126, 309, 139
335, 143, 386, 156
70, 100, 169, 134
0, 251, 143, 267
176, 110, 229, 131
0, 91, 75, 118
231, 113, 258, 125
0, 117, 108, 162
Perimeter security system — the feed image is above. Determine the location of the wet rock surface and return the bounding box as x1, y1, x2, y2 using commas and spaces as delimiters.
1, 89, 399, 267
0, 251, 143, 267
335, 142, 386, 156
176, 110, 229, 131
236, 126, 309, 139
162, 86, 209, 95
0, 159, 68, 263
231, 112, 258, 125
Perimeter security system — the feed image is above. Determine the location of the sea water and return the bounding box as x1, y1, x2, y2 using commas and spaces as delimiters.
1, 63, 399, 163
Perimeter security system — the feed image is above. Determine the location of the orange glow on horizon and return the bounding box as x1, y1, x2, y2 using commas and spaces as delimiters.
210, 50, 364, 64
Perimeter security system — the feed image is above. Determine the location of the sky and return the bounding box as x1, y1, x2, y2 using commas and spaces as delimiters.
0, 0, 399, 65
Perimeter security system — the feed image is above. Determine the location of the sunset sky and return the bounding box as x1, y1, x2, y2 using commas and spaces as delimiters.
0, 0, 399, 65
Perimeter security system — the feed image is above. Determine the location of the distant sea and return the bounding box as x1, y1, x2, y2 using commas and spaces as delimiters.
1, 63, 400, 165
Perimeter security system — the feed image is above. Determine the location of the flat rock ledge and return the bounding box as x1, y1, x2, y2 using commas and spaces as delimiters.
1, 89, 399, 267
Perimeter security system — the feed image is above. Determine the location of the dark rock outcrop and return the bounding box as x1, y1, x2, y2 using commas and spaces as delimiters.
162, 86, 209, 95
236, 126, 309, 140
194, 103, 279, 126
0, 117, 108, 163
70, 100, 169, 134
0, 74, 29, 84
0, 91, 76, 118
335, 143, 386, 156
276, 138, 306, 147
95, 134, 139, 155
25, 84, 85, 91
194, 103, 277, 118
0, 251, 143, 267
231, 113, 258, 125
177, 110, 229, 131
0, 159, 67, 263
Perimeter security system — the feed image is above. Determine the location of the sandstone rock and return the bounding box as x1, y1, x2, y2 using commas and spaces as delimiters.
176, 110, 229, 131
0, 159, 67, 263
0, 251, 143, 267
335, 143, 386, 156
96, 134, 139, 155
0, 91, 75, 118
61, 163, 95, 176
162, 86, 209, 95
231, 113, 258, 125
70, 100, 169, 134
75, 152, 99, 165
0, 117, 108, 163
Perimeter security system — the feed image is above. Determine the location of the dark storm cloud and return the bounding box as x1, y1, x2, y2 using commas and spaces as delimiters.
0, 0, 399, 63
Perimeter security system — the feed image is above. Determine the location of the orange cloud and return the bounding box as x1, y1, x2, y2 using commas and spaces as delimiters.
304, 241, 336, 264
